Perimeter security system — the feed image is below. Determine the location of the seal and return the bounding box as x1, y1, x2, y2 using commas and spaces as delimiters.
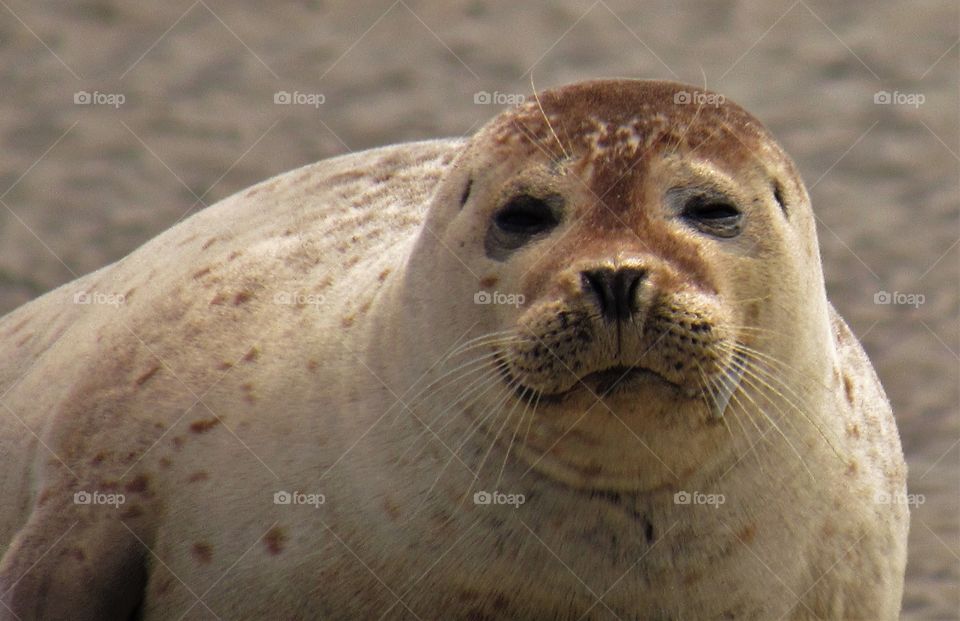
0, 80, 908, 619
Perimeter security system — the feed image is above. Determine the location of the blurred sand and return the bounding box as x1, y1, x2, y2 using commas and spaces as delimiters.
0, 0, 957, 616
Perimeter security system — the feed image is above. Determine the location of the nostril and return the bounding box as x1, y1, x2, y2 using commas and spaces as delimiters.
582, 269, 616, 318
581, 267, 646, 322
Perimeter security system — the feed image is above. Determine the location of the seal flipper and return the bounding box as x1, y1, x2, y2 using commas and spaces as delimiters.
0, 507, 146, 621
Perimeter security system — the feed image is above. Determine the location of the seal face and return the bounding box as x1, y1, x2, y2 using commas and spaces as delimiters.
409, 80, 822, 493
0, 80, 908, 619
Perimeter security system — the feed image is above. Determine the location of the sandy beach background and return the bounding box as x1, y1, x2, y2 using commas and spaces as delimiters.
0, 0, 956, 616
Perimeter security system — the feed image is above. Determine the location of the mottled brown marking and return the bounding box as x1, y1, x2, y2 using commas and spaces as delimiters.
234, 291, 253, 305
193, 267, 212, 279
306, 359, 319, 372
172, 436, 185, 449
378, 268, 392, 282
188, 471, 209, 483
159, 457, 172, 469
479, 275, 498, 288
242, 382, 256, 404
90, 452, 107, 466
201, 237, 217, 250
125, 474, 150, 494
736, 524, 756, 545
189, 418, 221, 434
842, 373, 855, 405
847, 423, 861, 439
243, 347, 260, 363
228, 251, 242, 261
120, 505, 144, 519
124, 287, 136, 300
264, 527, 287, 555
135, 365, 161, 387
210, 293, 227, 306
9, 318, 30, 335
192, 542, 213, 564
218, 361, 233, 371
341, 315, 355, 328
383, 498, 401, 521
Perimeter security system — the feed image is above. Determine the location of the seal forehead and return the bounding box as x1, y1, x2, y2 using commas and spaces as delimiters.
485, 80, 787, 202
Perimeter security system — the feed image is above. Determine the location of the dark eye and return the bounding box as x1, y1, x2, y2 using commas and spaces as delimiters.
494, 195, 559, 236
681, 195, 742, 238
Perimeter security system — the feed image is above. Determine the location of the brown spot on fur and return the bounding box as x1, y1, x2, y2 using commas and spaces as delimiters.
264, 527, 287, 555
172, 436, 185, 450
242, 382, 256, 404
192, 542, 213, 564
125, 474, 150, 495
90, 452, 108, 466
188, 471, 209, 483
124, 287, 136, 300
210, 293, 227, 306
201, 237, 217, 250
120, 505, 144, 519
846, 460, 859, 476
842, 373, 855, 405
228, 251, 242, 261
159, 457, 172, 469
193, 266, 212, 279
8, 318, 30, 335
135, 365, 161, 387
243, 347, 260, 363
480, 275, 498, 288
378, 268, 392, 282
846, 423, 861, 439
736, 524, 756, 545
234, 291, 253, 305
306, 359, 319, 372
16, 334, 31, 347
190, 418, 221, 434
218, 361, 233, 371
383, 498, 401, 521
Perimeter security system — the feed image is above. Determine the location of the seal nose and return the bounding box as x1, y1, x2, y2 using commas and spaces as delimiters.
581, 267, 646, 322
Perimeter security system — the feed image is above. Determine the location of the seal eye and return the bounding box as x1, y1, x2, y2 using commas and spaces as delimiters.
681, 196, 742, 238
494, 195, 559, 236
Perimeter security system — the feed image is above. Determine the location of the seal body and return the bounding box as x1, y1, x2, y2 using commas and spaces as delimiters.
0, 80, 907, 619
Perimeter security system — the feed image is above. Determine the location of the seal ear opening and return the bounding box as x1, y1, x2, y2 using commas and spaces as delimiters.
772, 180, 788, 217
